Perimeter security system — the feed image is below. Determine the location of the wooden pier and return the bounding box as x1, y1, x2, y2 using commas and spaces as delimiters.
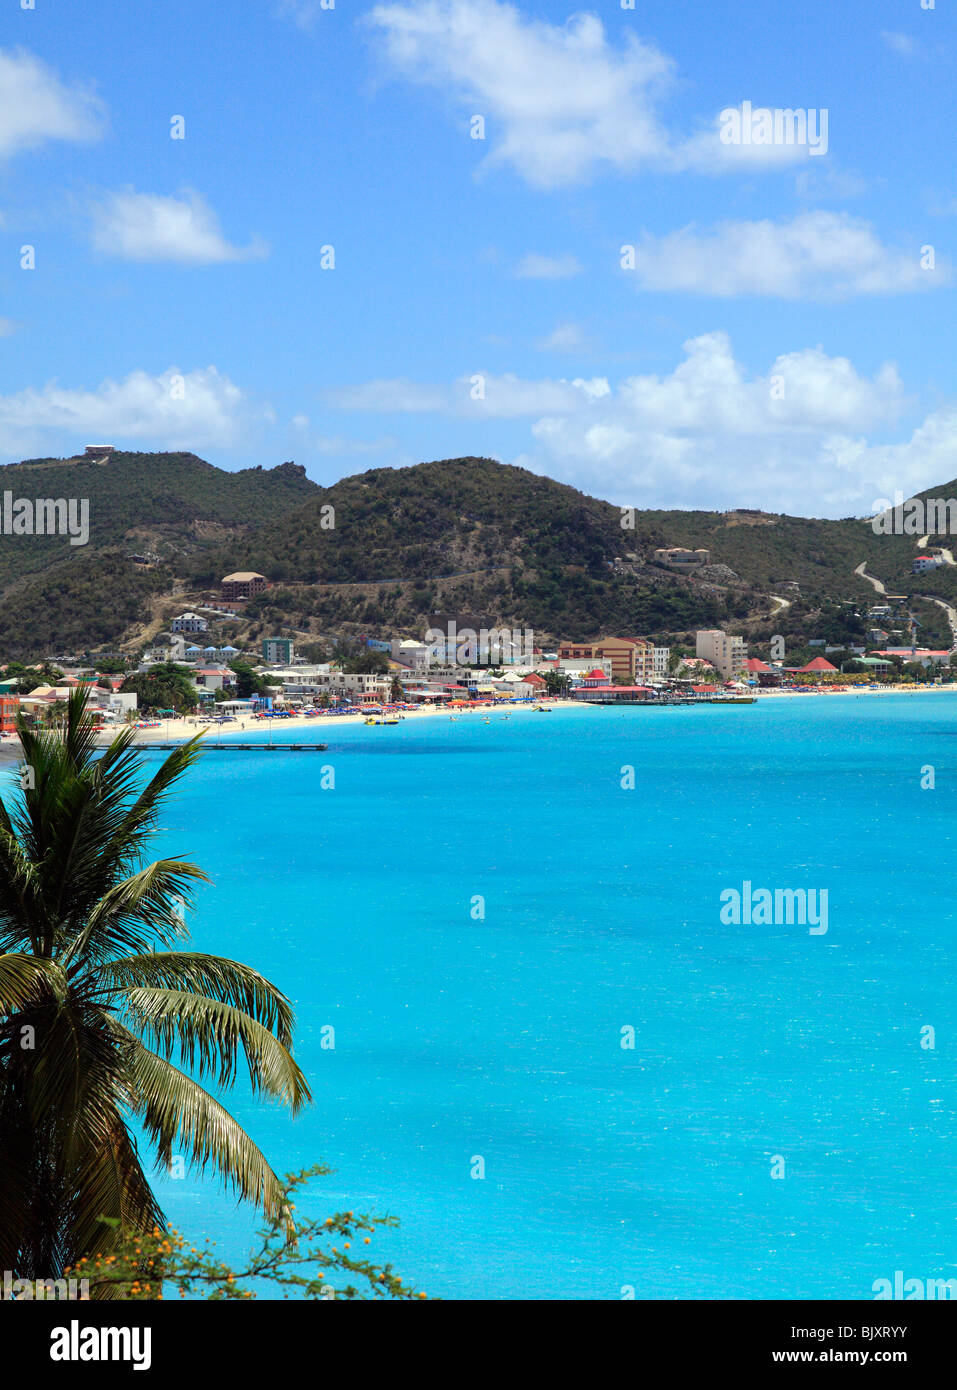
147, 741, 328, 751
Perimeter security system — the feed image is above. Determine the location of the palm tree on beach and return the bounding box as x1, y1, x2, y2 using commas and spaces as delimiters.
0, 689, 310, 1287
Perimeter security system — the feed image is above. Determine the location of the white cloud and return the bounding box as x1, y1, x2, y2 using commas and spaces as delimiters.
0, 367, 266, 459
0, 318, 16, 337
881, 31, 920, 57
275, 0, 323, 27
367, 0, 676, 188
90, 189, 267, 264
795, 165, 870, 201
514, 252, 583, 279
325, 378, 450, 413
849, 408, 957, 504
526, 334, 918, 512
323, 332, 944, 513
536, 322, 587, 352
0, 48, 105, 159
677, 114, 817, 174
626, 212, 948, 299
325, 372, 610, 418
366, 0, 823, 187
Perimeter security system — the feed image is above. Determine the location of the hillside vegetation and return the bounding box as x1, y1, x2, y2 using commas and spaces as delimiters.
0, 452, 952, 658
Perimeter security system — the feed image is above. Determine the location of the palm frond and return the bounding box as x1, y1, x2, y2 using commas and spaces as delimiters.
120, 1029, 288, 1219
0, 684, 312, 1280
61, 859, 210, 971
104, 953, 295, 1044
0, 953, 66, 1013
120, 988, 311, 1113
65, 1115, 167, 1293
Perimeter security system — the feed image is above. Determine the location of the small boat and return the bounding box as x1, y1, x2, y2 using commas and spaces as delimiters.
534, 705, 551, 713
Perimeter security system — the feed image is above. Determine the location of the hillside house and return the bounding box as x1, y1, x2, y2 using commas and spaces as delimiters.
221, 571, 267, 600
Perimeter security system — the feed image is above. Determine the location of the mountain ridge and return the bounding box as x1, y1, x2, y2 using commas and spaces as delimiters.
0, 451, 952, 658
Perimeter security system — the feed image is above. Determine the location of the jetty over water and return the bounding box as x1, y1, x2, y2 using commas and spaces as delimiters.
147, 741, 328, 751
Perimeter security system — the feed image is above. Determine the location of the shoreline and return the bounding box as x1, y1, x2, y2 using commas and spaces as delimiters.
94, 697, 585, 747
73, 682, 957, 749
3, 684, 952, 761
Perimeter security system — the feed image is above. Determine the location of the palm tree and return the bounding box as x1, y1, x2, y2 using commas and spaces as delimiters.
0, 688, 310, 1287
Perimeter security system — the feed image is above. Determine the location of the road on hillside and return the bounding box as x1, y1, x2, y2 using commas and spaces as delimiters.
921, 596, 957, 646
854, 560, 957, 649
854, 562, 886, 595
916, 537, 956, 564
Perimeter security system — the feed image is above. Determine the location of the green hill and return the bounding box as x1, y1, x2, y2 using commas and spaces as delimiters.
0, 451, 318, 657
0, 451, 952, 659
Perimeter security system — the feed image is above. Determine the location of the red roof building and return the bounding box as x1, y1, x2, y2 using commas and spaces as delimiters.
573, 684, 654, 701
576, 668, 613, 689
797, 656, 838, 673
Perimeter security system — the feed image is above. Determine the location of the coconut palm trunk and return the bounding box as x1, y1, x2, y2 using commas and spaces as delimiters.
0, 688, 310, 1287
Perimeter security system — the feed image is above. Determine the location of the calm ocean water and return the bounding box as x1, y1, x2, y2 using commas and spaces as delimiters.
145, 696, 957, 1299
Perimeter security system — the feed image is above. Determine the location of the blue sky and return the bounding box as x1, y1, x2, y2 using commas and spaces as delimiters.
2, 0, 955, 515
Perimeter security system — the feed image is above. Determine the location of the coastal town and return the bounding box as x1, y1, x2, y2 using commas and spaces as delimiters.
2, 567, 955, 744
4, 0, 955, 1336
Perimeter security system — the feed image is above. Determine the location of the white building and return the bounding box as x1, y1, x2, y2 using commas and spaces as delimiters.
171, 612, 208, 634
559, 657, 613, 680
107, 692, 139, 715
696, 629, 747, 680
141, 635, 187, 665
322, 672, 391, 701
192, 668, 230, 692
653, 647, 670, 679
427, 663, 488, 684
263, 668, 390, 703
391, 638, 430, 672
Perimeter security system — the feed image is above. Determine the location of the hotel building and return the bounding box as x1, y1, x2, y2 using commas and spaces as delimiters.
695, 629, 747, 680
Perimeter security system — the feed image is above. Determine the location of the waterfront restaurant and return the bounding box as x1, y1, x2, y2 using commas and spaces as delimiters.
573, 674, 655, 703
576, 668, 614, 691
743, 657, 783, 688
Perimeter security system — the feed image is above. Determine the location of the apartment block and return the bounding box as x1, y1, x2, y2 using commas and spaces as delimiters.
695, 629, 747, 680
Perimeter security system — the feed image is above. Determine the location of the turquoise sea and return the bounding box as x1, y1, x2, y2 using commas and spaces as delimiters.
146, 696, 957, 1299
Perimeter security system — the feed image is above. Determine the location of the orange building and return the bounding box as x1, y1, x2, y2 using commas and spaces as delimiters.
557, 637, 642, 683
0, 695, 20, 733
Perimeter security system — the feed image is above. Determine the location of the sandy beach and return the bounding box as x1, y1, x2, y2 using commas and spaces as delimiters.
95, 697, 585, 746
78, 682, 957, 749
2, 684, 952, 761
